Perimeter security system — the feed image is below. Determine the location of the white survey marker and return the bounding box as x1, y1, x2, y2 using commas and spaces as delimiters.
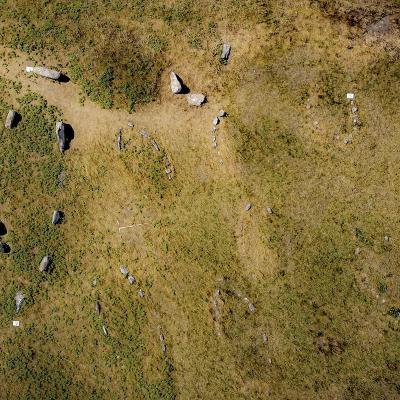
12, 320, 20, 327
346, 92, 355, 100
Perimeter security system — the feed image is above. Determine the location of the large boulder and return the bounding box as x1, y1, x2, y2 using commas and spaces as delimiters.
26, 66, 61, 80
56, 122, 67, 153
187, 93, 206, 106
5, 110, 18, 129
170, 72, 183, 94
39, 256, 51, 272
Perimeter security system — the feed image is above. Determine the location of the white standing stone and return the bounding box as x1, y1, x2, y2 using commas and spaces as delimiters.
170, 72, 182, 94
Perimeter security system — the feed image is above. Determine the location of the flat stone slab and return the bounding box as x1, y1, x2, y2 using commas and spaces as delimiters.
26, 66, 61, 80
187, 93, 206, 106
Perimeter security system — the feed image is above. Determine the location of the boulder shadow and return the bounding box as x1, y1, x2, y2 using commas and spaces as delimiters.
64, 124, 75, 151
0, 221, 7, 235
58, 74, 70, 83
12, 112, 22, 128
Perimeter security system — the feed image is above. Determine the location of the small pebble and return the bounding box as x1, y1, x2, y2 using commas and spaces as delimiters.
351, 106, 358, 113
266, 207, 273, 215
212, 142, 217, 148
384, 236, 389, 242
218, 110, 227, 117
92, 278, 97, 287
355, 247, 361, 255
138, 290, 145, 298
120, 266, 128, 277
128, 275, 136, 284
128, 122, 134, 128
245, 203, 252, 211
102, 325, 108, 336
212, 117, 220, 126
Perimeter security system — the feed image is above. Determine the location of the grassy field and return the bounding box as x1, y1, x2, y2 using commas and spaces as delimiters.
0, 0, 400, 399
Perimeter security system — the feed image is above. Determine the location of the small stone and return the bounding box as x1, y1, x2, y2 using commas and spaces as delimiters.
120, 266, 128, 277
5, 110, 18, 129
218, 110, 227, 117
127, 122, 134, 128
305, 103, 311, 110
102, 325, 108, 336
355, 247, 361, 255
245, 203, 252, 211
221, 43, 231, 61
128, 275, 136, 285
266, 207, 273, 215
160, 334, 165, 342
262, 333, 268, 343
212, 142, 217, 148
162, 343, 167, 353
92, 278, 97, 287
346, 93, 355, 100
212, 117, 220, 126
166, 168, 172, 174
95, 301, 101, 315
139, 130, 149, 139
187, 93, 206, 106
170, 71, 182, 94
39, 256, 51, 272
248, 302, 255, 312
138, 290, 145, 298
344, 135, 352, 145
384, 236, 389, 242
51, 210, 63, 225
56, 121, 67, 153
15, 292, 24, 313
351, 106, 358, 113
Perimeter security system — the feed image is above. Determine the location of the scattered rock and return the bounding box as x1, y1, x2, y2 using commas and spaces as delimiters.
170, 71, 183, 94
221, 43, 231, 61
150, 139, 160, 151
127, 122, 134, 128
355, 247, 361, 255
138, 290, 145, 298
139, 129, 149, 139
39, 256, 51, 272
266, 207, 273, 215
120, 266, 128, 277
102, 325, 108, 336
128, 275, 136, 285
262, 333, 268, 343
57, 170, 66, 188
15, 291, 24, 312
351, 106, 358, 113
212, 117, 220, 126
5, 110, 18, 129
92, 277, 97, 287
26, 66, 62, 80
218, 110, 227, 117
51, 210, 63, 225
245, 203, 252, 211
0, 242, 10, 253
117, 128, 123, 150
343, 135, 352, 145
56, 122, 67, 153
346, 92, 355, 100
162, 343, 167, 353
384, 235, 390, 242
187, 93, 206, 106
95, 301, 101, 315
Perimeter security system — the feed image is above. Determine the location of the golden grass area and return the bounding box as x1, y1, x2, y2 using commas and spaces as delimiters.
0, 1, 400, 399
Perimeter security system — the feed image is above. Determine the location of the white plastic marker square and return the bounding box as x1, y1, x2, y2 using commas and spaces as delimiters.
12, 320, 20, 327
346, 93, 355, 100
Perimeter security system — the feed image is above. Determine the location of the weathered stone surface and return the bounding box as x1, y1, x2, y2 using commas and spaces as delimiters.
26, 66, 61, 80
367, 16, 392, 34
56, 122, 67, 153
5, 110, 17, 129
39, 256, 51, 272
95, 301, 101, 315
138, 290, 145, 297
218, 110, 227, 117
266, 207, 273, 215
102, 325, 108, 336
15, 291, 24, 312
170, 71, 182, 94
212, 117, 220, 126
245, 203, 252, 211
128, 275, 136, 284
221, 43, 231, 61
120, 266, 128, 277
52, 210, 63, 225
187, 93, 206, 106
